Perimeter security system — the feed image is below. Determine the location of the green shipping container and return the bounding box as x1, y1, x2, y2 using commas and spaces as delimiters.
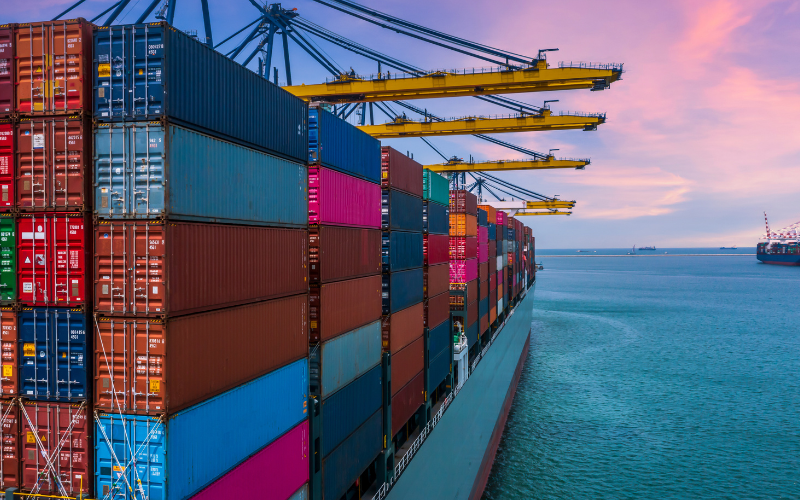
423, 169, 450, 206
0, 214, 14, 302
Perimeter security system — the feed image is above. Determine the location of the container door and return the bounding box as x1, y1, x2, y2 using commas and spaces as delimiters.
130, 319, 165, 414
94, 25, 128, 119
94, 124, 129, 216
94, 221, 129, 313
19, 309, 50, 399
51, 213, 87, 305
15, 119, 49, 209
94, 316, 130, 411
0, 29, 13, 115
17, 215, 50, 304
0, 307, 17, 397
52, 116, 87, 209
53, 309, 87, 400
129, 123, 165, 217
0, 121, 13, 209
0, 215, 15, 301
0, 400, 20, 489
131, 25, 164, 119
15, 24, 48, 114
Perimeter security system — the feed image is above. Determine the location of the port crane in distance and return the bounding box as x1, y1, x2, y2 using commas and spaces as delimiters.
515, 210, 573, 216
425, 156, 589, 172
465, 172, 575, 217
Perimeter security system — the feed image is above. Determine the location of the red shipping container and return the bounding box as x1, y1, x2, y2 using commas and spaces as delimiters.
477, 204, 496, 224
94, 221, 307, 317
424, 291, 449, 329
14, 20, 93, 116
17, 212, 90, 307
467, 278, 478, 305
489, 271, 496, 291
424, 263, 448, 299
95, 294, 308, 415
424, 234, 449, 266
381, 146, 423, 197
15, 115, 91, 210
478, 226, 488, 245
479, 261, 488, 283
391, 336, 423, 396
0, 399, 19, 490
20, 401, 90, 497
468, 300, 478, 327
391, 370, 423, 437
1, 306, 17, 397
480, 314, 488, 336
310, 275, 382, 343
0, 119, 12, 210
0, 27, 13, 116
449, 258, 477, 283
308, 166, 381, 228
382, 302, 423, 354
449, 190, 477, 215
309, 226, 381, 284
449, 236, 476, 260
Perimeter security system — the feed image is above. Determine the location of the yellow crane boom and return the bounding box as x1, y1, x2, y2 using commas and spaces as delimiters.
515, 210, 572, 216
526, 201, 576, 209
425, 156, 589, 172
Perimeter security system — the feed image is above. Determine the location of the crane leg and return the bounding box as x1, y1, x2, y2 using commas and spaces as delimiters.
200, 0, 213, 46
167, 0, 178, 25
282, 31, 292, 85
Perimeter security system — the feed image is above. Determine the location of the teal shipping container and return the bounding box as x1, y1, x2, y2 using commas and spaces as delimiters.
311, 321, 381, 399
94, 121, 307, 226
423, 169, 449, 206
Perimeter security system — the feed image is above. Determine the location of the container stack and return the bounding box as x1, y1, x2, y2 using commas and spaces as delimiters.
307, 105, 384, 500
449, 190, 479, 349
479, 204, 499, 327
496, 210, 508, 315
90, 23, 310, 500
477, 208, 490, 339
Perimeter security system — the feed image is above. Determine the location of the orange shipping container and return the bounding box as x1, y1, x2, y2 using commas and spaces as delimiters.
0, 306, 17, 397
477, 205, 496, 224
449, 213, 477, 237
0, 399, 19, 490
382, 302, 423, 354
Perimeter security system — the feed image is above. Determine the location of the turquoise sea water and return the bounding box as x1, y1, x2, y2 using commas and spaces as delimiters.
483, 251, 800, 499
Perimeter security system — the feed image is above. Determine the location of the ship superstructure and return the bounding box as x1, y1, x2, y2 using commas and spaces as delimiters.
757, 212, 800, 265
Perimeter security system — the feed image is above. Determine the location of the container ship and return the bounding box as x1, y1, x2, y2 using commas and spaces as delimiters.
758, 213, 800, 265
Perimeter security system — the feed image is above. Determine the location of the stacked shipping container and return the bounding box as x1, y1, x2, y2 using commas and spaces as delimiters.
449, 190, 479, 348
479, 205, 499, 326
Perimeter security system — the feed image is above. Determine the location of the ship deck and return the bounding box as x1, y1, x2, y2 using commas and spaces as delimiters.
386, 289, 534, 500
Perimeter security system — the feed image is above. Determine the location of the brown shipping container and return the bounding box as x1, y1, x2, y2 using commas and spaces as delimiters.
424, 263, 449, 299
0, 399, 19, 490
424, 291, 449, 330
391, 370, 424, 437
15, 114, 91, 210
95, 294, 308, 415
382, 302, 423, 354
1, 306, 17, 397
449, 190, 477, 215
309, 226, 380, 284
391, 336, 424, 396
95, 220, 308, 317
468, 299, 478, 327
381, 146, 423, 197
0, 27, 14, 116
477, 204, 496, 224
467, 278, 478, 305
489, 270, 496, 290
490, 285, 497, 307
479, 261, 488, 283
489, 248, 496, 275
310, 275, 381, 343
480, 314, 489, 336
14, 20, 93, 116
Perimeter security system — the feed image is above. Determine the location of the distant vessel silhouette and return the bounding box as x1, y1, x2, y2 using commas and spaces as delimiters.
720, 246, 738, 250
638, 246, 656, 251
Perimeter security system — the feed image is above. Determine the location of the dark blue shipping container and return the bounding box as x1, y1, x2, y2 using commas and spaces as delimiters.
509, 228, 515, 240
488, 223, 496, 241
322, 409, 382, 500
382, 231, 423, 272
480, 297, 489, 322
428, 348, 450, 392
321, 364, 382, 458
423, 201, 449, 235
382, 268, 424, 315
427, 320, 451, 361
93, 23, 307, 163
467, 322, 478, 348
382, 190, 423, 232
308, 107, 381, 183
478, 208, 488, 227
19, 308, 88, 402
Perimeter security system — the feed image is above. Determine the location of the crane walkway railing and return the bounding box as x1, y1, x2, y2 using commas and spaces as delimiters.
558, 61, 624, 71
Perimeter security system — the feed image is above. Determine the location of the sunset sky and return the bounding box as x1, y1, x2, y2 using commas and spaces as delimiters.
8, 0, 799, 247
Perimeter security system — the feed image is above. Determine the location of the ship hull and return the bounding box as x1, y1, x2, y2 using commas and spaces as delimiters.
757, 254, 800, 266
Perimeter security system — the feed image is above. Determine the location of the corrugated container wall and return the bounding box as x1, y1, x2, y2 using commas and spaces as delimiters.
424, 263, 449, 299
382, 268, 424, 314
391, 370, 424, 437
322, 410, 382, 500
0, 120, 12, 210
382, 302, 423, 354
424, 234, 449, 266
381, 147, 423, 197
321, 364, 381, 456
422, 169, 449, 206
382, 190, 423, 232
310, 275, 381, 343
425, 291, 449, 329
309, 227, 381, 284
449, 190, 478, 215
313, 321, 381, 399
0, 306, 17, 396
0, 27, 13, 116
309, 166, 381, 228
308, 107, 381, 183
0, 214, 14, 301
382, 231, 423, 272
429, 347, 450, 391
427, 320, 450, 360
423, 201, 449, 235
391, 337, 424, 396
93, 23, 307, 162
0, 400, 19, 489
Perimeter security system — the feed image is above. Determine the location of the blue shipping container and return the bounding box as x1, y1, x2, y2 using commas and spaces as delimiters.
489, 223, 496, 241
467, 322, 478, 348
314, 321, 381, 399
382, 268, 424, 315
19, 307, 87, 402
428, 348, 450, 392
322, 410, 382, 500
95, 358, 308, 500
93, 23, 307, 163
321, 364, 382, 457
382, 190, 423, 232
308, 107, 381, 183
94, 122, 307, 226
423, 201, 449, 235
480, 297, 489, 323
382, 231, 423, 272
478, 208, 488, 227
427, 320, 451, 361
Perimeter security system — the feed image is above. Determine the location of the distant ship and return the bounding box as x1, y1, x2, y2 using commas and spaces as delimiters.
757, 212, 800, 265
720, 246, 738, 250
576, 250, 595, 253
638, 246, 656, 251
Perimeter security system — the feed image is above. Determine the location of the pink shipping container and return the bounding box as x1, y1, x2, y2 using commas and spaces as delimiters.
190, 420, 309, 500
309, 166, 381, 228
450, 258, 477, 283
498, 270, 504, 285
478, 244, 488, 263
478, 226, 488, 244
496, 211, 507, 226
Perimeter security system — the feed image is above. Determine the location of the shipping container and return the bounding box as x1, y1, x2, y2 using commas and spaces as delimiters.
313, 321, 381, 399
480, 261, 489, 282
1, 306, 17, 396
0, 214, 14, 301
449, 190, 477, 215
467, 322, 478, 348
427, 319, 451, 361
290, 484, 309, 500
490, 305, 497, 324
20, 401, 89, 496
309, 107, 380, 183
488, 222, 496, 241
449, 236, 477, 260
391, 336, 424, 396
382, 302, 423, 354
382, 231, 423, 272
489, 241, 497, 265
478, 205, 496, 225
0, 119, 13, 210
391, 370, 424, 437
489, 270, 496, 291
428, 347, 450, 392
94, 23, 308, 162
423, 200, 449, 235
310, 275, 381, 343
0, 399, 19, 490
479, 243, 489, 264
95, 358, 308, 500
467, 278, 478, 307
16, 115, 91, 210
95, 294, 308, 415
322, 410, 381, 500
477, 208, 487, 227
0, 27, 13, 116
480, 314, 489, 336
422, 169, 449, 206
382, 268, 423, 315
95, 220, 307, 316
424, 291, 449, 330
19, 307, 87, 402
449, 258, 477, 284
382, 190, 423, 232
309, 166, 381, 228
15, 20, 93, 116
480, 297, 489, 322
381, 146, 423, 197
449, 213, 477, 237
321, 364, 381, 457
309, 226, 381, 284
496, 210, 507, 227
478, 225, 488, 245
424, 233, 449, 266
468, 299, 478, 327
190, 420, 309, 500
95, 121, 307, 225
424, 262, 449, 299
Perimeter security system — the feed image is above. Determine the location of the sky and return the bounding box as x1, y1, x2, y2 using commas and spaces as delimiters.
7, 0, 800, 248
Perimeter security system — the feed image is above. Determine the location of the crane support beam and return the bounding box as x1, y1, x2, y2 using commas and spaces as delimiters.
283, 62, 622, 103
425, 157, 589, 172
515, 210, 572, 216
357, 110, 604, 138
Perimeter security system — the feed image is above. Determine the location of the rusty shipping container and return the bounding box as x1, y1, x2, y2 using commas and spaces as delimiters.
1, 306, 17, 397
14, 20, 93, 116
94, 220, 307, 317
0, 399, 19, 490
424, 233, 449, 266
95, 294, 307, 415
391, 336, 424, 397
424, 291, 450, 330
309, 226, 381, 284
424, 263, 449, 299
391, 370, 424, 438
15, 114, 91, 210
310, 275, 381, 343
449, 190, 478, 215
381, 302, 423, 354
380, 146, 424, 197
0, 118, 13, 210
0, 27, 13, 117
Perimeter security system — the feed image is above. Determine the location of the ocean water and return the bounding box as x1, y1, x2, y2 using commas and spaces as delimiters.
483, 252, 800, 499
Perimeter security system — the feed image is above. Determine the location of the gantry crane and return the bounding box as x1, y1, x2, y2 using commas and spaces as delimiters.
425, 157, 589, 172
464, 172, 574, 217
